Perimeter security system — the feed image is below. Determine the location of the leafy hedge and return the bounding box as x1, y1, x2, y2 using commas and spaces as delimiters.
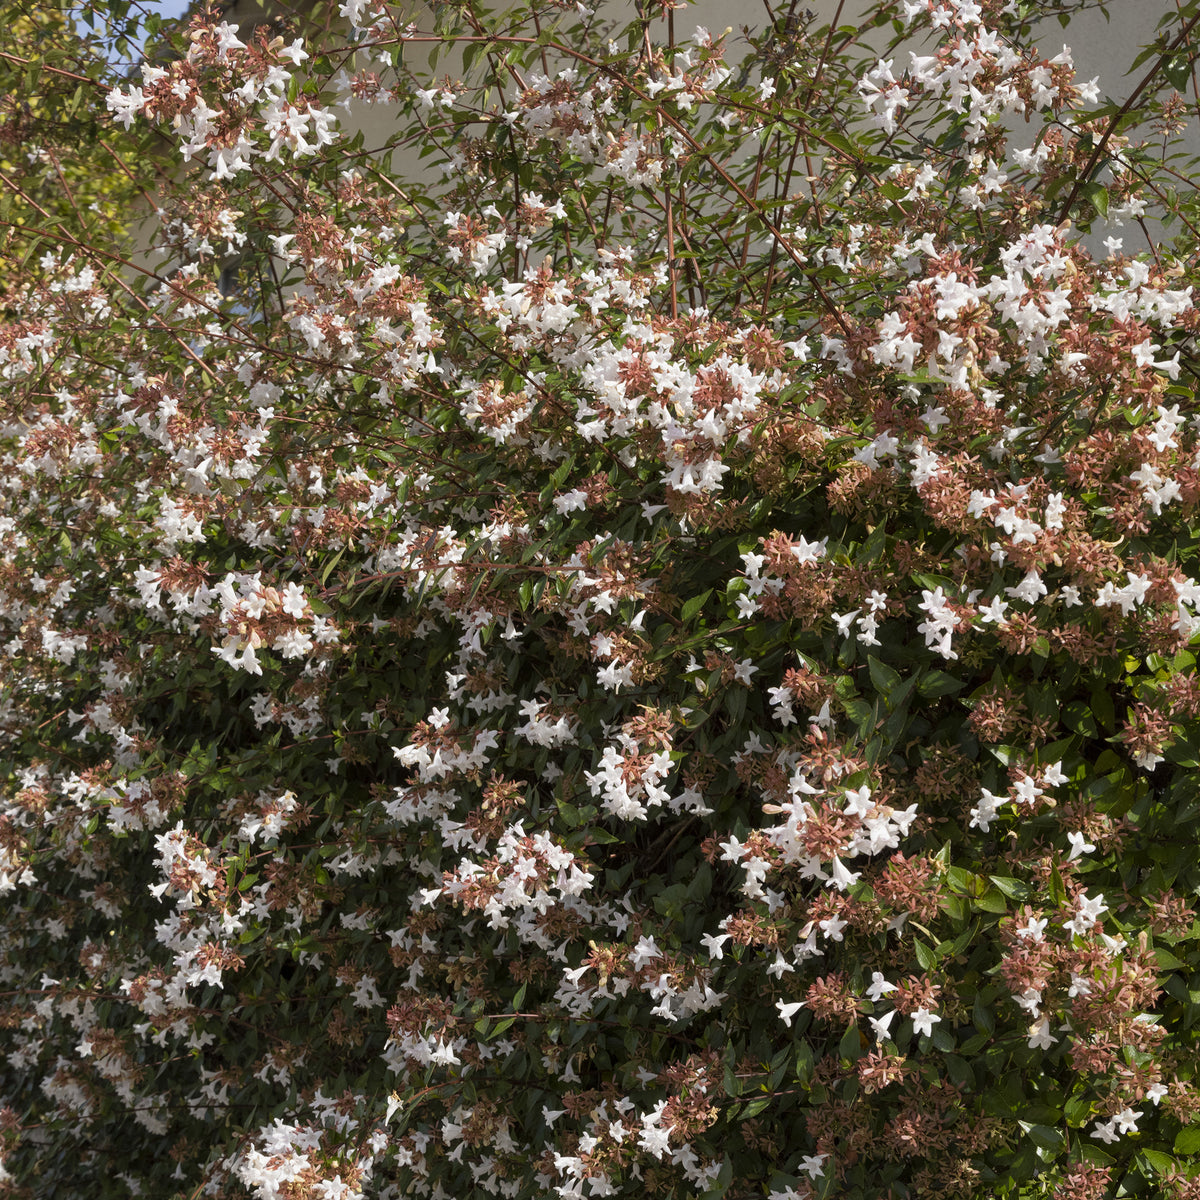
1, 0, 1200, 1197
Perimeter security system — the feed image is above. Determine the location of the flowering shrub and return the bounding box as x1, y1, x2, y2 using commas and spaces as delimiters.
2, 0, 1200, 1196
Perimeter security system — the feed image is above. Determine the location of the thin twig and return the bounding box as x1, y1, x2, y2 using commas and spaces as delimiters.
1057, 9, 1200, 223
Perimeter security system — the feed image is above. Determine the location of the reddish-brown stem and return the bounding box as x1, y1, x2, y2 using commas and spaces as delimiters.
1057, 9, 1200, 224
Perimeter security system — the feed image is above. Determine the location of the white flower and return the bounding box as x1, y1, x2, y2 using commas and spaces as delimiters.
911, 1006, 940, 1037
869, 1009, 896, 1042
1014, 988, 1042, 1015
866, 971, 897, 1002
909, 441, 942, 486
280, 581, 308, 617
701, 932, 730, 960
1042, 761, 1068, 786
920, 405, 950, 432
799, 1154, 826, 1179
596, 661, 634, 691
1064, 891, 1108, 936
1011, 775, 1042, 806
1015, 917, 1047, 942
766, 951, 795, 979
977, 595, 1009, 625
718, 835, 745, 863
272, 629, 314, 659
917, 586, 961, 659
1114, 1107, 1142, 1134
818, 915, 847, 942
106, 85, 146, 129
1005, 569, 1047, 605
1067, 972, 1092, 998
630, 935, 661, 970
553, 489, 588, 514
832, 609, 860, 636
278, 38, 308, 65
776, 999, 804, 1027
1066, 831, 1095, 861
791, 535, 827, 565
828, 856, 860, 892
1027, 1015, 1056, 1050
844, 786, 873, 817
969, 787, 1005, 832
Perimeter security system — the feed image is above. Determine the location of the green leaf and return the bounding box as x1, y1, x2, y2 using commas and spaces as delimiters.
988, 876, 1031, 900
1175, 1124, 1200, 1154
1141, 1148, 1178, 1175
1047, 860, 1067, 907
944, 1053, 974, 1089
918, 670, 965, 697
914, 938, 937, 971
680, 589, 712, 623
702, 1155, 733, 1200
867, 655, 901, 699
687, 862, 713, 902
1155, 946, 1186, 971
794, 1041, 813, 1084
974, 888, 1009, 914
946, 866, 984, 896
1019, 1121, 1065, 1152
1080, 180, 1109, 218
1090, 685, 1116, 732
1063, 701, 1098, 737
841, 697, 872, 728
822, 131, 861, 161
1164, 54, 1194, 90
321, 547, 346, 586
972, 993, 995, 1035
839, 1023, 864, 1061
1064, 1093, 1092, 1126
858, 524, 886, 564
1008, 1142, 1040, 1180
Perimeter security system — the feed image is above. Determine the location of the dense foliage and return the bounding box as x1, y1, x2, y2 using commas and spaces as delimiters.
2, 0, 1200, 1196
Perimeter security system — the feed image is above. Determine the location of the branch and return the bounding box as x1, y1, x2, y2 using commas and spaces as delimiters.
1057, 8, 1200, 224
